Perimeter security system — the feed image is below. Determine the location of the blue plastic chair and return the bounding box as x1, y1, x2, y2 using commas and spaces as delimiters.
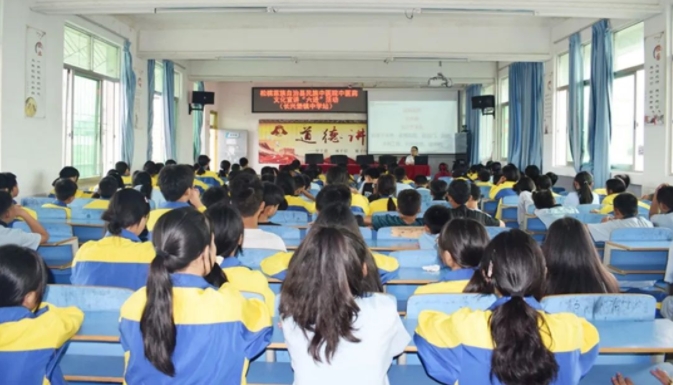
406, 293, 498, 318
258, 226, 301, 239
552, 187, 566, 194
416, 189, 432, 206
571, 213, 607, 224
541, 294, 656, 321
31, 207, 68, 222
269, 211, 310, 225
500, 196, 519, 228
389, 250, 438, 267
377, 227, 424, 240
479, 186, 492, 199
486, 226, 510, 239
606, 228, 673, 280
359, 227, 374, 240
427, 200, 451, 209
481, 199, 498, 217
13, 221, 73, 241
44, 284, 133, 311
239, 248, 284, 270
286, 206, 310, 215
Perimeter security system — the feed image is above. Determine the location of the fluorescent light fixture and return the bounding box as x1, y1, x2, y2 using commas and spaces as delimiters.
385, 57, 469, 63
420, 8, 536, 16
154, 7, 269, 14
268, 7, 418, 14
216, 56, 299, 62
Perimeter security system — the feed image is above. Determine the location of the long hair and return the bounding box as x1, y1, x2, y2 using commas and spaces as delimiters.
376, 174, 397, 211
102, 189, 150, 235
438, 218, 488, 269
573, 171, 594, 204
0, 245, 48, 311
218, 160, 231, 178
483, 230, 559, 385
140, 208, 214, 376
196, 155, 210, 176
279, 226, 369, 363
543, 217, 619, 295
133, 171, 153, 200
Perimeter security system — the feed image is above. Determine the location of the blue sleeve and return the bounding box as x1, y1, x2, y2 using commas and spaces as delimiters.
413, 333, 463, 384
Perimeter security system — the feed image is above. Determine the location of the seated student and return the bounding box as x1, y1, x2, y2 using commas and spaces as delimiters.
133, 171, 166, 208
434, 162, 452, 180
393, 167, 414, 195
467, 183, 483, 211
106, 169, 125, 191
415, 218, 489, 294
414, 175, 429, 189
368, 174, 397, 214
476, 169, 493, 187
206, 203, 275, 315
514, 177, 535, 226
142, 161, 159, 186
446, 180, 503, 227
194, 155, 224, 185
0, 192, 48, 249
146, 165, 205, 231
230, 174, 286, 251
419, 205, 451, 249
546, 171, 559, 188
416, 229, 599, 385
466, 164, 481, 181
49, 166, 91, 198
524, 165, 541, 182
650, 185, 673, 230
359, 167, 380, 198
1, 172, 37, 219
0, 245, 84, 385
326, 166, 370, 216
532, 189, 579, 229
231, 163, 241, 173
365, 189, 424, 231
72, 189, 153, 290
165, 159, 177, 166
276, 172, 316, 214
488, 164, 520, 200
116, 161, 132, 186
240, 157, 250, 169
155, 162, 165, 174
543, 217, 619, 295
564, 171, 600, 207
218, 160, 231, 180
294, 174, 315, 202
451, 167, 469, 181
429, 179, 449, 202
119, 208, 272, 385
598, 175, 649, 214
588, 193, 653, 242
280, 226, 410, 385
258, 183, 284, 226
315, 185, 363, 226
595, 173, 628, 196
85, 176, 119, 210
201, 186, 230, 208
43, 179, 77, 219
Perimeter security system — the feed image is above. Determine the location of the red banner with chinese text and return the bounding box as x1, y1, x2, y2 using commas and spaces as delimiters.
258, 120, 367, 164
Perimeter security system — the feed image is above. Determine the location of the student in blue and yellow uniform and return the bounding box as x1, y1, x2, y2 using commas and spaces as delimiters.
415, 229, 599, 385
206, 203, 275, 315
598, 175, 650, 214
49, 166, 93, 199
72, 189, 153, 290
415, 218, 489, 294
326, 166, 370, 216
0, 245, 84, 385
368, 174, 398, 214
84, 175, 119, 210
195, 154, 224, 185
43, 178, 78, 219
276, 172, 316, 214
120, 208, 272, 384
0, 172, 38, 220
146, 164, 206, 231
143, 161, 160, 186
116, 161, 133, 186
488, 164, 520, 200
476, 169, 494, 187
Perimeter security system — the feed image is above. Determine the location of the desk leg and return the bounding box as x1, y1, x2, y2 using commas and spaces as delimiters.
603, 245, 612, 266
398, 353, 407, 365
265, 350, 276, 362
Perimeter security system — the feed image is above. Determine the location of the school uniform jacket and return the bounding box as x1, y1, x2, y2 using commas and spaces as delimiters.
369, 197, 398, 214
414, 297, 599, 385
220, 257, 277, 316
195, 170, 224, 185
83, 199, 110, 210
259, 251, 400, 284
120, 273, 272, 385
599, 193, 651, 214
284, 195, 316, 214
414, 268, 475, 295
488, 181, 517, 200
0, 304, 84, 385
71, 230, 155, 290
147, 201, 207, 231
41, 201, 71, 219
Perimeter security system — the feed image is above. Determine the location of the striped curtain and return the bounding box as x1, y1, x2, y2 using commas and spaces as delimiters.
466, 84, 482, 165
162, 60, 177, 160
146, 59, 155, 161
568, 33, 586, 172
120, 40, 136, 167
508, 62, 544, 169
193, 82, 205, 161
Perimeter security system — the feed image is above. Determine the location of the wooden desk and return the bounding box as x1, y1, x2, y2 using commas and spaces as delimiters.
43, 236, 78, 247
386, 268, 440, 285
605, 241, 672, 252
72, 311, 121, 343
286, 239, 419, 252
61, 354, 124, 383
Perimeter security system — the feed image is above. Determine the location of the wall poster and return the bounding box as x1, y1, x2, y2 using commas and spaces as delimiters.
25, 26, 46, 119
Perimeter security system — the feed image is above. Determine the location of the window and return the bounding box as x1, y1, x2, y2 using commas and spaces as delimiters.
499, 77, 509, 159
151, 62, 181, 162
479, 84, 495, 162
63, 25, 120, 179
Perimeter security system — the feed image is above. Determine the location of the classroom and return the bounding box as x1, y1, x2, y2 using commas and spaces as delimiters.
2, 0, 673, 384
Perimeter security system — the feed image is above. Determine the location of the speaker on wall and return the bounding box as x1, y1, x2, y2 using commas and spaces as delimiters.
471, 95, 495, 110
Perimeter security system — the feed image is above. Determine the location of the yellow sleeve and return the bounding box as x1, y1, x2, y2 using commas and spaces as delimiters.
43, 303, 85, 348
488, 185, 500, 200
223, 269, 276, 316
599, 204, 614, 215
198, 206, 207, 213
64, 208, 72, 220
260, 252, 293, 278
372, 253, 399, 273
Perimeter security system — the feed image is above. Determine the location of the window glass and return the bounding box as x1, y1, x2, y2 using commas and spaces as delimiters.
555, 89, 568, 165
64, 27, 92, 70
614, 23, 644, 71
557, 53, 569, 88
610, 74, 636, 168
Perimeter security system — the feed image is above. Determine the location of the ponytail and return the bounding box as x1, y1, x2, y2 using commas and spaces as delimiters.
490, 297, 558, 385
140, 255, 176, 376
196, 165, 206, 176
204, 267, 228, 288
386, 197, 397, 211
578, 181, 593, 204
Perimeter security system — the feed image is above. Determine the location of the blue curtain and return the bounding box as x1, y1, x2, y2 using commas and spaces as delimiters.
587, 20, 613, 186
466, 84, 482, 165
508, 62, 544, 169
193, 81, 205, 161
146, 60, 155, 161
120, 40, 136, 167
162, 60, 177, 160
568, 33, 585, 172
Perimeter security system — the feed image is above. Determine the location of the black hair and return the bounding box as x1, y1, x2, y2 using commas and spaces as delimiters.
96, 176, 119, 199
102, 189, 150, 235
262, 182, 285, 208
261, 166, 276, 176
2, 173, 17, 192
165, 160, 177, 166
490, 162, 502, 173
524, 165, 541, 181
532, 190, 556, 210
536, 175, 552, 190
241, 168, 257, 177
158, 165, 195, 202
54, 179, 78, 202
478, 169, 491, 182
0, 245, 48, 311
293, 175, 307, 191
605, 178, 627, 195
218, 160, 231, 178
375, 174, 397, 211
614, 174, 631, 189
196, 155, 211, 176
657, 186, 673, 213
115, 161, 130, 175
261, 174, 275, 183
364, 168, 381, 180
448, 179, 470, 206
469, 183, 482, 202
201, 186, 230, 208
326, 166, 350, 186
155, 163, 165, 174
290, 160, 301, 170
574, 171, 595, 205
133, 171, 154, 200
143, 161, 158, 176
397, 189, 421, 216
275, 172, 297, 196
430, 180, 448, 201
231, 164, 241, 173
513, 176, 535, 194
414, 175, 429, 186
239, 157, 249, 168
545, 172, 558, 187
59, 166, 80, 181
0, 191, 13, 217
205, 203, 239, 287
106, 170, 125, 190
501, 164, 520, 182
543, 217, 619, 295
438, 218, 488, 268
411, 146, 418, 151
613, 193, 638, 218
393, 167, 407, 182
0, 174, 8, 191
423, 205, 451, 234
316, 185, 352, 212
231, 180, 264, 218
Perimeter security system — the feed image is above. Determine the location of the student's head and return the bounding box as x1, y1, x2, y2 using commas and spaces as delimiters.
316, 185, 352, 213
438, 218, 488, 270
97, 176, 119, 199
414, 175, 428, 188
473, 230, 559, 384
543, 217, 619, 295
545, 172, 558, 187
106, 170, 125, 190
478, 169, 491, 183
158, 165, 195, 202
58, 166, 80, 183
613, 193, 638, 219
133, 171, 153, 200
498, 164, 520, 183
468, 183, 481, 207
606, 177, 628, 195
195, 155, 211, 175
54, 178, 78, 203
536, 175, 552, 190
115, 161, 130, 176
239, 157, 249, 168
201, 186, 230, 208
143, 161, 158, 176
290, 159, 301, 171
279, 226, 377, 363
142, 208, 216, 376
155, 163, 165, 174
514, 176, 535, 194
410, 146, 419, 156
0, 245, 48, 311
325, 165, 350, 186
0, 174, 7, 193
275, 172, 297, 196
231, 164, 241, 172
397, 189, 421, 217
573, 171, 595, 204
532, 189, 556, 210
165, 159, 177, 166
447, 179, 470, 207
657, 186, 673, 213
438, 162, 449, 173
376, 174, 397, 211
452, 167, 467, 179
231, 178, 264, 219
0, 191, 15, 223
261, 182, 284, 219
363, 167, 381, 183
314, 202, 358, 233
2, 173, 18, 197
614, 174, 631, 188
219, 160, 231, 173
430, 180, 448, 201
393, 167, 407, 182
261, 173, 275, 183
102, 189, 150, 236
292, 174, 308, 192
423, 205, 451, 235
206, 202, 243, 258
524, 165, 541, 181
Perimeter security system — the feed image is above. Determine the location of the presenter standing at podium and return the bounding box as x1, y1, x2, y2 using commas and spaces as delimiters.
404, 146, 419, 165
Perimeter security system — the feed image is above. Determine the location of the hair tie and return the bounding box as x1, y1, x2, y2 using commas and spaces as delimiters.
510, 291, 525, 298
155, 249, 171, 259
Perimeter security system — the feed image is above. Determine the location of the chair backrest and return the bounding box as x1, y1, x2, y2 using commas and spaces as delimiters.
286, 206, 310, 215
417, 189, 432, 205
571, 213, 607, 224
21, 197, 54, 208
68, 198, 97, 208
31, 207, 68, 221
351, 206, 366, 217
13, 221, 73, 239
406, 293, 498, 318
577, 204, 603, 213
638, 206, 650, 216
610, 227, 673, 242
479, 186, 492, 199
379, 155, 397, 166
269, 210, 309, 224
389, 249, 439, 268
501, 195, 519, 206
525, 216, 547, 232
552, 187, 566, 194
486, 226, 510, 239
377, 227, 425, 240
541, 294, 656, 321
239, 248, 283, 269
305, 153, 324, 164
372, 211, 399, 217
428, 200, 451, 209
356, 155, 375, 165
359, 227, 374, 240
258, 226, 301, 239
70, 207, 105, 222
44, 284, 133, 312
